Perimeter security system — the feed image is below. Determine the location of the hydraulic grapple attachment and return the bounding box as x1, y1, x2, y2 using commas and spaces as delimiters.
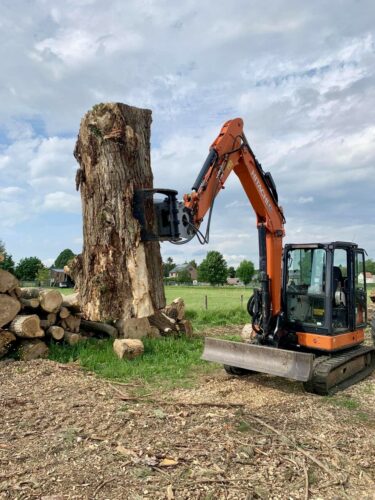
133, 188, 194, 242
202, 338, 315, 382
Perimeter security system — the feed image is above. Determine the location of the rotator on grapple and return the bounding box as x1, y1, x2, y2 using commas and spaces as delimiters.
133, 117, 375, 395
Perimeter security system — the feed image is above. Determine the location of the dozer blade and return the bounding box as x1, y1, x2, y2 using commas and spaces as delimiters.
202, 338, 315, 382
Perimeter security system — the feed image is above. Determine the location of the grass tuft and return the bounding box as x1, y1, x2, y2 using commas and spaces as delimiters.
49, 336, 218, 390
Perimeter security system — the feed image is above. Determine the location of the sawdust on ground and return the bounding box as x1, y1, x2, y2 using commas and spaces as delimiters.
0, 331, 375, 499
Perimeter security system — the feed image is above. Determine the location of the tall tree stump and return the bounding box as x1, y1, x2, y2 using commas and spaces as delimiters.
73, 103, 165, 322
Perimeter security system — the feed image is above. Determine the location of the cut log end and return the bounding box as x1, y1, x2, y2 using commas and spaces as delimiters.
0, 294, 21, 328
18, 339, 49, 361
0, 330, 17, 359
47, 325, 65, 341
9, 315, 44, 339
113, 339, 144, 360
39, 290, 63, 313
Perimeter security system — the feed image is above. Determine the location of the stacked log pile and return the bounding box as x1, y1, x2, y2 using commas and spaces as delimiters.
0, 268, 193, 362
0, 269, 85, 360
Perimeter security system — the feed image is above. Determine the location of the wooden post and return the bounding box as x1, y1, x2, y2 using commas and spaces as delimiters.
205, 295, 208, 310
241, 294, 244, 308
72, 103, 165, 323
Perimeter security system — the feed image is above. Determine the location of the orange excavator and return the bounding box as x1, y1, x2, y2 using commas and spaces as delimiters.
134, 118, 375, 394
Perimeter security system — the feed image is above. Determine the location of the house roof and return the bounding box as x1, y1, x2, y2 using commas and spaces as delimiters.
170, 263, 193, 272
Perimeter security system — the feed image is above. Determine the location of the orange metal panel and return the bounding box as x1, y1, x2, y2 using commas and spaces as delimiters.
297, 330, 364, 351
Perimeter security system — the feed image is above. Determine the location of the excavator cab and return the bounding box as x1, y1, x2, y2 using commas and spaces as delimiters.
283, 242, 367, 351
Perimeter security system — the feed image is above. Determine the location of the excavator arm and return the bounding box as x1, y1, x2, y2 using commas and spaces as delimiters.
134, 118, 285, 343
183, 118, 285, 341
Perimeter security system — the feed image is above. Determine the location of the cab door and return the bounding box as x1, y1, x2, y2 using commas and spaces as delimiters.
354, 250, 367, 329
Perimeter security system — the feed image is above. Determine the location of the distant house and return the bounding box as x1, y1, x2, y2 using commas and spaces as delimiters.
359, 272, 375, 284
169, 263, 197, 280
227, 277, 241, 286
50, 268, 74, 288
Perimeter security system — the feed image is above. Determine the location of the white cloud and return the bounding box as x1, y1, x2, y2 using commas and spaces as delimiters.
42, 191, 81, 213
0, 0, 374, 263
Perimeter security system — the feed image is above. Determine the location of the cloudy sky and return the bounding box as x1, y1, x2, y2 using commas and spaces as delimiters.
0, 0, 374, 268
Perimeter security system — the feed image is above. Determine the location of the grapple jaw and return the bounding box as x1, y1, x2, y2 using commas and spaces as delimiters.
202, 338, 315, 382
133, 188, 194, 242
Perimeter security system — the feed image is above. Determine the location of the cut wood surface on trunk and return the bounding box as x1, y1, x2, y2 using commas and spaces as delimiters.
0, 294, 21, 328
0, 269, 19, 294
9, 315, 44, 338
18, 339, 49, 361
72, 102, 165, 323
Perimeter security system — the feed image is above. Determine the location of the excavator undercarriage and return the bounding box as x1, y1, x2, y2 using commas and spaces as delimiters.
202, 338, 375, 395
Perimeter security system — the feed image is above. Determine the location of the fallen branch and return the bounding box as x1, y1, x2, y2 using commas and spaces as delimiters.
243, 415, 336, 478
110, 384, 245, 408
93, 477, 116, 498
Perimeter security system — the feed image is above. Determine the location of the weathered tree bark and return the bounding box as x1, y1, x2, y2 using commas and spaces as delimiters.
149, 310, 178, 333
59, 307, 70, 319
20, 297, 40, 309
64, 331, 82, 345
0, 270, 19, 293
0, 294, 21, 328
73, 103, 165, 323
61, 314, 81, 333
80, 319, 118, 338
164, 298, 185, 321
9, 315, 44, 338
39, 313, 57, 329
20, 288, 40, 299
18, 339, 49, 361
0, 330, 16, 358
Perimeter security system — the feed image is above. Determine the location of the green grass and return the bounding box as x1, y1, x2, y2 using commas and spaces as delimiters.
165, 285, 252, 310
49, 336, 218, 390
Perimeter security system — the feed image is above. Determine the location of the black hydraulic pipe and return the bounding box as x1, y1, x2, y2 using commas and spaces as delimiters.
258, 224, 271, 338
191, 149, 218, 192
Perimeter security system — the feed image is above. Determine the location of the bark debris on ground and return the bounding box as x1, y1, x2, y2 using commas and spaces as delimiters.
1, 347, 375, 499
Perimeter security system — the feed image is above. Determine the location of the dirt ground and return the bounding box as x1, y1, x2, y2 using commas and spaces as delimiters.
1, 330, 375, 499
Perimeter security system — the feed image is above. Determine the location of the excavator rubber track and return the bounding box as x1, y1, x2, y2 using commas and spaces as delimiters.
303, 345, 375, 395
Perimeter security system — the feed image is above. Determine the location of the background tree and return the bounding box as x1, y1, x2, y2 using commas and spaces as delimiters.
227, 266, 236, 278
188, 259, 198, 269
198, 251, 228, 285
162, 256, 175, 277
236, 259, 255, 285
15, 257, 44, 281
176, 269, 193, 284
0, 240, 15, 274
54, 249, 75, 268
365, 259, 375, 275
36, 266, 50, 284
